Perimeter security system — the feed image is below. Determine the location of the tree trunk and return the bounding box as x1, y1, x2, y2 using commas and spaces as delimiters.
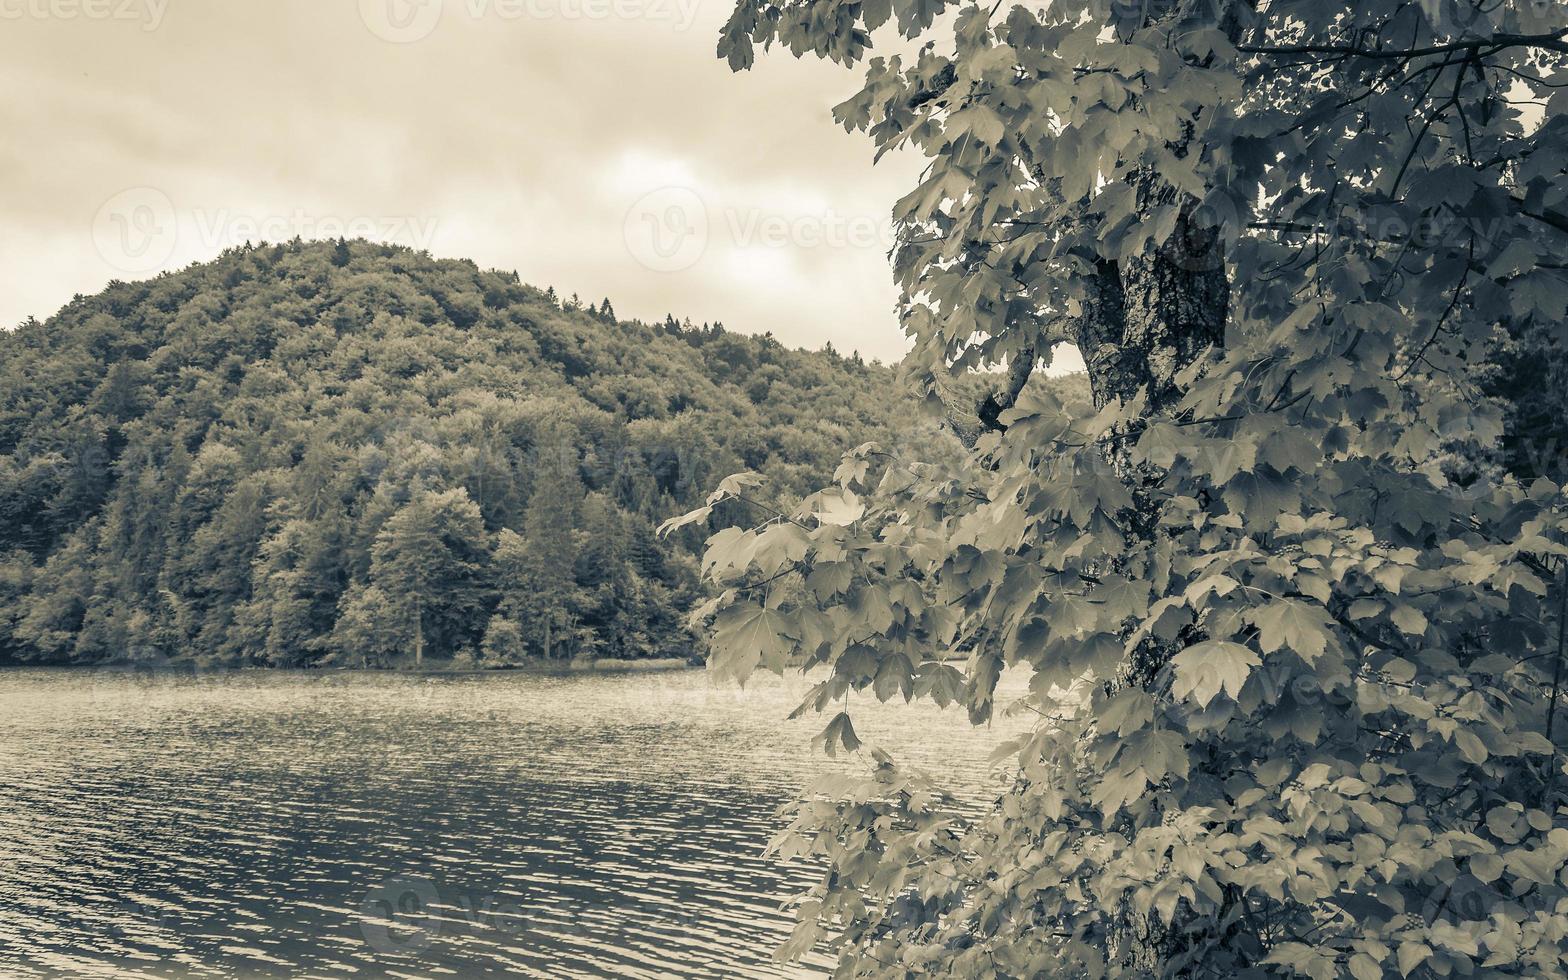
1079, 209, 1228, 975
943, 208, 1226, 453
1073, 209, 1227, 414
413, 601, 424, 667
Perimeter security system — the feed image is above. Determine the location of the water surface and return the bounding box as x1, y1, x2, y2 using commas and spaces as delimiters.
0, 667, 1027, 979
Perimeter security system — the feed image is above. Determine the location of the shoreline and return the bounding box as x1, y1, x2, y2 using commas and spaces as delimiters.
0, 656, 702, 676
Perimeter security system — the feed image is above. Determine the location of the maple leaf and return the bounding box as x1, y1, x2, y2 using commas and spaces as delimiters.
806, 561, 854, 598
710, 602, 793, 681
812, 488, 866, 526
702, 526, 758, 580
816, 711, 862, 756
1249, 599, 1337, 663
1221, 466, 1298, 523
1171, 641, 1260, 707
657, 504, 712, 537
1389, 604, 1428, 637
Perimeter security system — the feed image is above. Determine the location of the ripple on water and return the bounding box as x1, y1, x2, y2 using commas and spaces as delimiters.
0, 667, 1029, 978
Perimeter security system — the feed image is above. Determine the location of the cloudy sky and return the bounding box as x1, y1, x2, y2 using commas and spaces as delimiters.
1, 0, 939, 362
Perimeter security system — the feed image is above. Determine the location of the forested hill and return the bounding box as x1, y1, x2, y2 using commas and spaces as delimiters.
0, 239, 912, 667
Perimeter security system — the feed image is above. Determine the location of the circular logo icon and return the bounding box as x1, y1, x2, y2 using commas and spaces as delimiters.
359, 0, 443, 43
359, 876, 441, 953
623, 186, 709, 273
92, 187, 177, 275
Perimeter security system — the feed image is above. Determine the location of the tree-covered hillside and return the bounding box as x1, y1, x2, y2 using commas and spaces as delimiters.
0, 239, 912, 667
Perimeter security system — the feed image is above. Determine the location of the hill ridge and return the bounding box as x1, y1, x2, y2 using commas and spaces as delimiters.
0, 238, 909, 667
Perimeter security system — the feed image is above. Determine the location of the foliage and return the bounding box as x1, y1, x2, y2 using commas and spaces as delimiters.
361, 487, 491, 665
684, 0, 1568, 976
0, 239, 912, 666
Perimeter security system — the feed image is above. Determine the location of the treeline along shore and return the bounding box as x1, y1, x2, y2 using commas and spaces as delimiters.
0, 239, 920, 669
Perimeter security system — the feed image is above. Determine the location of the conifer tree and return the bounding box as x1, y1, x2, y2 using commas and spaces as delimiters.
515, 445, 582, 659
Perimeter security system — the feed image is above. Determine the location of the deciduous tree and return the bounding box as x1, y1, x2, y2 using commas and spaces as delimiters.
366, 487, 490, 665
681, 0, 1568, 974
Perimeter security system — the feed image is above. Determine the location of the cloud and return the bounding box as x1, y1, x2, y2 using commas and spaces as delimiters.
0, 0, 937, 364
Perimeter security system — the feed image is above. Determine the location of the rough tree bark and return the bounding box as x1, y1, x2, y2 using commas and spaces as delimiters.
1082, 216, 1228, 412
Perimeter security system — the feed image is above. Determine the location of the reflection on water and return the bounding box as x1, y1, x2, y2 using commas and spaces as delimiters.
0, 667, 1027, 979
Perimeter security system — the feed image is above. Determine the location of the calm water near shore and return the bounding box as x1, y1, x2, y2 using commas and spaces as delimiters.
0, 666, 1028, 979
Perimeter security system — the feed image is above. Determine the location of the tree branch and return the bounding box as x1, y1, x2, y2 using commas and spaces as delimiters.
1238, 29, 1568, 60
938, 343, 1038, 450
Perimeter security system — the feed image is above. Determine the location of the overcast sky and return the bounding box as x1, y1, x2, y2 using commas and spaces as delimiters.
0, 0, 949, 362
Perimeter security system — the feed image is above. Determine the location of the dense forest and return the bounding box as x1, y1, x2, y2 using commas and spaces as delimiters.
0, 239, 915, 668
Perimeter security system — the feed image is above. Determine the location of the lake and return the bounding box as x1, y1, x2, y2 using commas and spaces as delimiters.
0, 666, 1029, 979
